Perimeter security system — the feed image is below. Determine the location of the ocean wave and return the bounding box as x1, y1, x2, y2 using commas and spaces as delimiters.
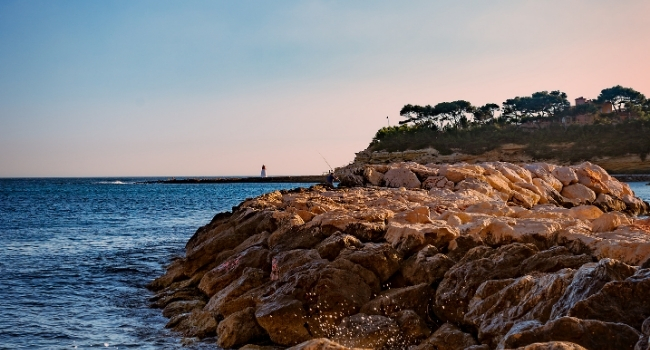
95, 181, 133, 185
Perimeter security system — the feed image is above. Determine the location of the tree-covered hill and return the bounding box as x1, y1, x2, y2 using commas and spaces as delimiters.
369, 85, 650, 164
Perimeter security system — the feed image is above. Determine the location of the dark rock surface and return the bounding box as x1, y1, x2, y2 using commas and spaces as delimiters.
150, 162, 650, 349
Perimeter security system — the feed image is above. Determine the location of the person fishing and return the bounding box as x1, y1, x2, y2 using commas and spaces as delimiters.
326, 170, 338, 188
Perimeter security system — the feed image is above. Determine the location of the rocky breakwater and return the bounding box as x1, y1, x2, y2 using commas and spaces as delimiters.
150, 161, 650, 350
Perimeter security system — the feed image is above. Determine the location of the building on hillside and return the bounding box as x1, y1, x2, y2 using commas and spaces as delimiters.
574, 114, 595, 125
575, 97, 589, 105
601, 101, 613, 113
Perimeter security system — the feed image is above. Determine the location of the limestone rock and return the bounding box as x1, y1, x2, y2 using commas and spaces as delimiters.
204, 267, 266, 318
502, 316, 641, 350
550, 258, 636, 319
364, 167, 384, 186
384, 221, 458, 256
464, 269, 575, 347
165, 309, 217, 339
216, 307, 266, 349
434, 243, 538, 324
198, 246, 270, 297
551, 166, 578, 186
512, 341, 588, 350
401, 246, 455, 285
287, 338, 369, 350
568, 268, 650, 330
337, 243, 401, 282
393, 309, 432, 346
383, 168, 421, 189
591, 212, 633, 233
316, 232, 363, 260
359, 283, 432, 320
561, 184, 596, 204
413, 323, 479, 350
332, 314, 400, 349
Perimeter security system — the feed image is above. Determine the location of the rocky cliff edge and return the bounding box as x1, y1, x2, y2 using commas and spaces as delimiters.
150, 161, 650, 350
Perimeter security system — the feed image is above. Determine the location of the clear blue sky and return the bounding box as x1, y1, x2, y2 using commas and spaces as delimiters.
1, 0, 649, 176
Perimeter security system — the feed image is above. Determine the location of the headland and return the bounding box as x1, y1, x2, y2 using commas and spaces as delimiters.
150, 160, 650, 350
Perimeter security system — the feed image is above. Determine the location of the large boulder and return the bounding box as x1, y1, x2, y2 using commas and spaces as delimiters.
198, 246, 270, 297
217, 307, 266, 349
561, 184, 597, 204
337, 243, 401, 282
359, 283, 432, 320
383, 168, 421, 189
568, 268, 650, 330
332, 314, 400, 349
464, 269, 575, 347
434, 243, 539, 324
502, 316, 641, 350
400, 246, 455, 285
413, 323, 479, 350
550, 258, 636, 319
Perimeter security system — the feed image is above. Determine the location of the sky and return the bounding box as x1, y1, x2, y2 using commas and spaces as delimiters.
1, 0, 649, 177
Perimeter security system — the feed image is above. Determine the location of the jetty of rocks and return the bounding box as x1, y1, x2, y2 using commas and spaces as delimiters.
150, 161, 650, 350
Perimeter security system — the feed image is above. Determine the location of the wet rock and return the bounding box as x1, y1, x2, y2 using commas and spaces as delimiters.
166, 309, 217, 339
162, 299, 206, 318
502, 316, 641, 350
332, 313, 400, 349
413, 323, 479, 350
271, 249, 322, 281
512, 342, 588, 350
216, 307, 266, 349
287, 338, 367, 350
337, 243, 401, 282
550, 258, 636, 319
185, 210, 273, 276
316, 232, 363, 260
568, 268, 650, 330
401, 246, 455, 285
198, 246, 270, 297
465, 269, 575, 346
204, 267, 266, 318
434, 243, 538, 324
446, 234, 486, 261
255, 259, 379, 345
393, 309, 432, 346
519, 247, 592, 275
360, 283, 432, 320
269, 225, 326, 253
148, 258, 187, 291
255, 298, 312, 346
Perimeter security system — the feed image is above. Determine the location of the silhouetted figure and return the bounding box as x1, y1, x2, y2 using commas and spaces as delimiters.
326, 171, 337, 187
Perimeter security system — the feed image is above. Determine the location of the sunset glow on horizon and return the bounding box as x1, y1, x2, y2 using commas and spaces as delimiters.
1, 0, 649, 177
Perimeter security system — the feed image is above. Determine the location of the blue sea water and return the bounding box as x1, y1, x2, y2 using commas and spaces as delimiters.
0, 179, 649, 349
0, 178, 317, 350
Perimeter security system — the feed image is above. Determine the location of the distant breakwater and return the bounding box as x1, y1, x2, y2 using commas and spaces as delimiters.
612, 174, 650, 182
144, 175, 326, 184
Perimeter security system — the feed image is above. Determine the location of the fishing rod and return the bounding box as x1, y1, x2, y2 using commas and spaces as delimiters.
317, 151, 334, 172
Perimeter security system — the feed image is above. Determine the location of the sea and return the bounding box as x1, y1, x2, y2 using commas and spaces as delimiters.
0, 178, 318, 350
0, 178, 649, 350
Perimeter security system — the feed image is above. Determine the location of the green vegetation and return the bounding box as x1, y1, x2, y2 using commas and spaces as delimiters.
370, 85, 650, 163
